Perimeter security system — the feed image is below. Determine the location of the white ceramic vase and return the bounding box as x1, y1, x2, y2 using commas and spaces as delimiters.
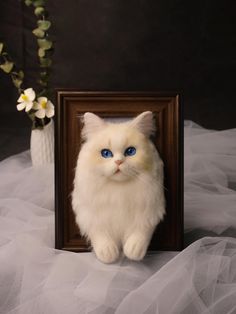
30, 119, 54, 166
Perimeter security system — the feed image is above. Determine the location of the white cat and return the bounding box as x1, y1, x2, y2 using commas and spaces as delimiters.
72, 111, 165, 263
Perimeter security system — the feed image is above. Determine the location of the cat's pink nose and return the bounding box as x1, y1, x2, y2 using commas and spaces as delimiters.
115, 160, 123, 166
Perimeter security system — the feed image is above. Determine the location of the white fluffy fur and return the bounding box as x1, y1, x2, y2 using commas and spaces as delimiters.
72, 111, 165, 263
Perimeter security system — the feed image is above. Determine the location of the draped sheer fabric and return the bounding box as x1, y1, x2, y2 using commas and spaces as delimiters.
184, 121, 236, 237
0, 122, 235, 314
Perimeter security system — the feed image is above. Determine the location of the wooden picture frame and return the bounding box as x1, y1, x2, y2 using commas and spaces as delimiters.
55, 91, 183, 252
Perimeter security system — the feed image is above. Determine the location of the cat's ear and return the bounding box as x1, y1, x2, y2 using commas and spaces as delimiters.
81, 112, 106, 140
130, 111, 156, 137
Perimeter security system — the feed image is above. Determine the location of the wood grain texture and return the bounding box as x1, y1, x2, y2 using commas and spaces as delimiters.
55, 91, 183, 252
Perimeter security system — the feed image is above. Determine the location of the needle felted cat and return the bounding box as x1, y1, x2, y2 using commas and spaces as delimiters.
72, 111, 165, 263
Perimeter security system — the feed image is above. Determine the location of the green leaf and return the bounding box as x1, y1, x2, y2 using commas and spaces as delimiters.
11, 70, 24, 89
18, 70, 24, 79
38, 48, 45, 57
11, 70, 24, 79
37, 88, 47, 97
25, 0, 32, 6
37, 39, 52, 50
32, 28, 45, 38
38, 79, 47, 86
0, 61, 14, 73
12, 76, 23, 89
40, 71, 47, 77
33, 0, 45, 7
34, 6, 45, 16
28, 112, 36, 127
39, 73, 49, 84
40, 71, 49, 79
37, 20, 51, 31
0, 42, 3, 54
39, 57, 52, 67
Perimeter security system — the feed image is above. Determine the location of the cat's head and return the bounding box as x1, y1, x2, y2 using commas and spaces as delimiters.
79, 111, 158, 182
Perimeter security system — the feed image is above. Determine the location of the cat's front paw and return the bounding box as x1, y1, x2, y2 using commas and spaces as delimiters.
123, 234, 148, 261
93, 240, 120, 264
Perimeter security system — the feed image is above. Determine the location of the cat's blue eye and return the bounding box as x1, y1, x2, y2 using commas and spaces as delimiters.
101, 149, 113, 158
124, 147, 136, 156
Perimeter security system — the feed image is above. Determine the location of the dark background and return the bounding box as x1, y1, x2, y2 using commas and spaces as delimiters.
0, 0, 235, 159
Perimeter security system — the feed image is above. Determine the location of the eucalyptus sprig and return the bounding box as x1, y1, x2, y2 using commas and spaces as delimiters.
0, 42, 24, 93
25, 0, 53, 99
0, 0, 54, 129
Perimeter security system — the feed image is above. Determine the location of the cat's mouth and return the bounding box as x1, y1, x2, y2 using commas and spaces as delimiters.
111, 167, 132, 181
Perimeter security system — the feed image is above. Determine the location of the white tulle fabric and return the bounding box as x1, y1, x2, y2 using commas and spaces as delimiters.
0, 122, 236, 314
184, 121, 236, 236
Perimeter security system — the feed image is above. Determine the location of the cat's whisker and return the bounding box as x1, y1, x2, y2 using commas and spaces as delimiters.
125, 165, 168, 193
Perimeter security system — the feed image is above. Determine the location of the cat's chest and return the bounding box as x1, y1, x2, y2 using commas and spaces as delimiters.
92, 186, 137, 234
96, 181, 142, 207
86, 182, 149, 226
77, 177, 153, 236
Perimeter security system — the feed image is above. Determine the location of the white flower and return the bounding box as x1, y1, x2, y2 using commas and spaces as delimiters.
17, 88, 36, 112
34, 97, 54, 119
